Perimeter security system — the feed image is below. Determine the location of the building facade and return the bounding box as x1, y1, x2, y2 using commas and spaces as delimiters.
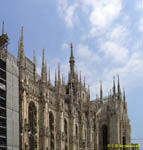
0, 23, 19, 150
0, 24, 131, 150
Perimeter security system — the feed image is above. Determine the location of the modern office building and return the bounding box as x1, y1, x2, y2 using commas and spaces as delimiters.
0, 22, 19, 150
0, 57, 7, 149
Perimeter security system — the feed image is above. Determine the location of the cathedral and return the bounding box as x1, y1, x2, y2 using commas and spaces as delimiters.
0, 24, 131, 150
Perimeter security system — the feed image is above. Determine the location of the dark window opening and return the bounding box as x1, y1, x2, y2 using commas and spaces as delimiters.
0, 98, 6, 108
123, 136, 126, 150
0, 117, 6, 126
64, 119, 68, 144
0, 127, 6, 136
28, 102, 37, 150
0, 89, 6, 98
76, 125, 78, 138
0, 70, 6, 80
102, 125, 108, 150
0, 60, 6, 70
0, 108, 6, 118
49, 112, 54, 150
0, 137, 6, 146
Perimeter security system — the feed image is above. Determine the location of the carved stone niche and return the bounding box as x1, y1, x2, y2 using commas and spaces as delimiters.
56, 131, 61, 141
46, 127, 50, 137
62, 132, 65, 141
73, 136, 77, 144
24, 120, 29, 132
40, 128, 44, 137
69, 136, 73, 144
34, 136, 37, 148
80, 140, 86, 148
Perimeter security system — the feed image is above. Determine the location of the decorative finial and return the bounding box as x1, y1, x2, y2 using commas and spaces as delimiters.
100, 80, 103, 101
113, 76, 116, 96
118, 75, 121, 100
70, 42, 73, 57
33, 50, 36, 65
42, 48, 45, 65
49, 67, 51, 84
55, 69, 57, 86
33, 50, 36, 78
62, 74, 64, 85
80, 71, 82, 83
21, 26, 24, 41
41, 48, 46, 82
58, 63, 61, 85
84, 76, 86, 88
2, 21, 5, 35
45, 59, 47, 82
88, 85, 90, 96
110, 89, 112, 97
123, 88, 126, 101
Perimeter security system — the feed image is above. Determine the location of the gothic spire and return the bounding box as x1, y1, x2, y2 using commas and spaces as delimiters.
62, 74, 64, 85
33, 50, 36, 67
33, 50, 36, 80
42, 48, 45, 68
18, 26, 25, 67
21, 26, 24, 41
84, 76, 86, 88
41, 48, 46, 82
110, 89, 112, 99
118, 75, 121, 100
17, 26, 25, 80
2, 21, 5, 35
80, 71, 82, 84
20, 26, 24, 48
123, 88, 126, 102
113, 76, 116, 96
69, 42, 75, 80
88, 85, 90, 98
123, 88, 127, 111
70, 42, 74, 58
58, 63, 61, 86
88, 85, 90, 93
55, 69, 57, 87
100, 80, 103, 102
49, 67, 51, 84
45, 59, 47, 82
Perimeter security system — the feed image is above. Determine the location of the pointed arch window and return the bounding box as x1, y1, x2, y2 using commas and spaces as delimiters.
64, 119, 68, 149
49, 112, 55, 150
75, 125, 78, 138
28, 102, 37, 150
102, 125, 108, 150
123, 136, 126, 150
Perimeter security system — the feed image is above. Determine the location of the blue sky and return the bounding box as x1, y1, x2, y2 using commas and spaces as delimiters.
0, 0, 143, 144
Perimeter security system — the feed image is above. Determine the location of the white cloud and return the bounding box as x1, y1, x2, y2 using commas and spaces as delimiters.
139, 18, 143, 32
58, 0, 78, 28
103, 51, 143, 90
64, 4, 78, 28
77, 44, 100, 62
90, 0, 122, 29
57, 0, 123, 32
108, 25, 128, 42
101, 41, 129, 64
137, 0, 143, 10
79, 0, 123, 36
77, 44, 93, 58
